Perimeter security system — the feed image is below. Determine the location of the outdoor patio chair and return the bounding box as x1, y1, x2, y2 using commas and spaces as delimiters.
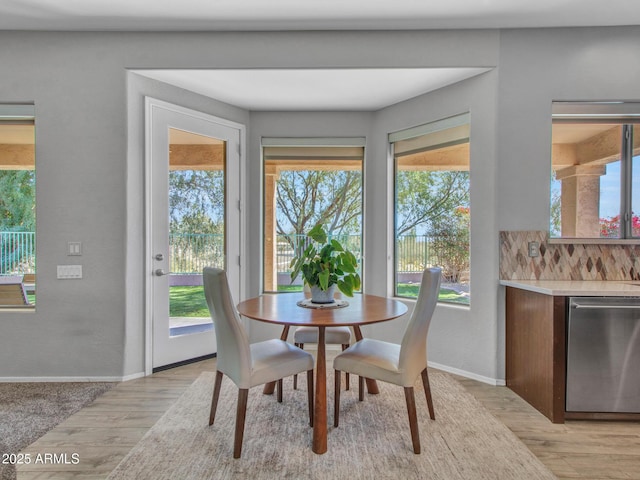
0, 282, 30, 306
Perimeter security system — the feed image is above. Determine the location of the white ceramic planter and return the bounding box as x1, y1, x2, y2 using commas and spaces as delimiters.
309, 284, 336, 304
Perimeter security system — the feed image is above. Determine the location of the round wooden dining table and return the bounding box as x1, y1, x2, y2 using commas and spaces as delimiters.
236, 293, 408, 454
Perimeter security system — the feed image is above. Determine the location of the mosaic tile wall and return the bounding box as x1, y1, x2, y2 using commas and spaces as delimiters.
499, 231, 640, 281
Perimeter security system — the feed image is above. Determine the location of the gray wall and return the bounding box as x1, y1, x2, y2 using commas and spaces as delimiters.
0, 27, 637, 382
370, 70, 500, 381
496, 26, 640, 231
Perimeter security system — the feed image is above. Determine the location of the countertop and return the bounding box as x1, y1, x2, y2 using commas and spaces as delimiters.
499, 279, 640, 296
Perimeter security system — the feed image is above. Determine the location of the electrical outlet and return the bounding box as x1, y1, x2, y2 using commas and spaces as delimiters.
528, 241, 540, 258
57, 265, 83, 279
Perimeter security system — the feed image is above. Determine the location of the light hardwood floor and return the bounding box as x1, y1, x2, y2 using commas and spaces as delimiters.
16, 356, 640, 480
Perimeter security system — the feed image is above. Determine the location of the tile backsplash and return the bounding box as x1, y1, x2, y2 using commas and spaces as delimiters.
499, 231, 640, 281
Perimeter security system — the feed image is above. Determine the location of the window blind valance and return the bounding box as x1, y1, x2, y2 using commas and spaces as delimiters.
390, 113, 470, 158
0, 104, 35, 124
262, 138, 365, 161
552, 102, 640, 124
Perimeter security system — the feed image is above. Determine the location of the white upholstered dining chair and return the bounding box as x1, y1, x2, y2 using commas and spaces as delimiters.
333, 267, 441, 454
203, 267, 315, 458
292, 325, 352, 390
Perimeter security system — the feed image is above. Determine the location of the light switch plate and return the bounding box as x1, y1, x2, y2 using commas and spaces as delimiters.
68, 242, 82, 256
57, 265, 83, 279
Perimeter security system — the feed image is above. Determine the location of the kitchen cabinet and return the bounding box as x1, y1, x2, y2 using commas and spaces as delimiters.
502, 280, 640, 423
505, 287, 566, 423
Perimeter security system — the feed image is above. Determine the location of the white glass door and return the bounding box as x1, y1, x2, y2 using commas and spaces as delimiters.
146, 98, 241, 369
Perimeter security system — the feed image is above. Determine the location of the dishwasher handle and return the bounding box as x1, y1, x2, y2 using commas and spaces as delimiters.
571, 302, 640, 310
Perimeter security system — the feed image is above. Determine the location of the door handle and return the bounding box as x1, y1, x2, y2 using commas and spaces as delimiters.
155, 269, 171, 276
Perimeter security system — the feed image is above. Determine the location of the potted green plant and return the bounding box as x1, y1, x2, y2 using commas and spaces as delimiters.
289, 224, 361, 303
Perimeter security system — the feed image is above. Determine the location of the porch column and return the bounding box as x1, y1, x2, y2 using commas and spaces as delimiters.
555, 165, 606, 237
264, 165, 279, 292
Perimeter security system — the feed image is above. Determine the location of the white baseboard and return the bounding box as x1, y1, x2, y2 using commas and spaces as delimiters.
0, 376, 124, 383
0, 371, 148, 382
428, 361, 506, 386
297, 346, 506, 386
0, 363, 505, 386
122, 371, 146, 382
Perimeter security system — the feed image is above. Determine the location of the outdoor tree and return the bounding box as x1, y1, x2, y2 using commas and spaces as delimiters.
275, 170, 362, 239
169, 170, 224, 234
0, 170, 35, 231
394, 170, 470, 282
429, 206, 470, 282
550, 188, 562, 236
395, 170, 470, 236
275, 169, 470, 240
600, 214, 640, 238
168, 170, 225, 273
549, 171, 562, 236
0, 170, 36, 273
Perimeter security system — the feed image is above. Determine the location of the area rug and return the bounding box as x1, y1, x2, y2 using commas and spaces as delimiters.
0, 382, 115, 480
107, 371, 556, 480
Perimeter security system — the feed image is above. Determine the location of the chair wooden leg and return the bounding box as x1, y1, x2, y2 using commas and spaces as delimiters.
358, 376, 364, 401
342, 344, 350, 390
293, 343, 304, 390
277, 379, 283, 403
234, 388, 249, 458
307, 369, 314, 427
209, 370, 224, 426
263, 326, 291, 395
404, 386, 421, 454
421, 368, 435, 420
334, 369, 341, 427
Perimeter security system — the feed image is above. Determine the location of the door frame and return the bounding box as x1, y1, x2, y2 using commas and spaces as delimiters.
143, 97, 246, 375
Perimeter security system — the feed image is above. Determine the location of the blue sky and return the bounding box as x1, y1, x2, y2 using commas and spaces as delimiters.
600, 156, 640, 218
600, 161, 620, 218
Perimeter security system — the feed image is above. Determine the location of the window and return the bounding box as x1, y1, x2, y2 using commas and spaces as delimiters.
262, 138, 364, 293
550, 102, 640, 239
391, 114, 470, 305
0, 105, 36, 307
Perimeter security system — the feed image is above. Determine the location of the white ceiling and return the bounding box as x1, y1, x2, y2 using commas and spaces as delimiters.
1, 0, 639, 31
4, 0, 638, 112
134, 68, 492, 111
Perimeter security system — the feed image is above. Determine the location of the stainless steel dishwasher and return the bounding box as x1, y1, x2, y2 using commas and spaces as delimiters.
566, 296, 640, 413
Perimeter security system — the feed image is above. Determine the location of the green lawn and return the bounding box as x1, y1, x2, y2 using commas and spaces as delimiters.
0, 288, 210, 316
277, 283, 469, 305
397, 283, 469, 305
277, 285, 304, 293
170, 286, 209, 317
29, 284, 466, 316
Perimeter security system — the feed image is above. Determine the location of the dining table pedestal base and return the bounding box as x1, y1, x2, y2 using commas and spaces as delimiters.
312, 327, 327, 454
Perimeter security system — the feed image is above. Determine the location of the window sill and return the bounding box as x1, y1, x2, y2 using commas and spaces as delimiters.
393, 295, 470, 310
548, 237, 640, 245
